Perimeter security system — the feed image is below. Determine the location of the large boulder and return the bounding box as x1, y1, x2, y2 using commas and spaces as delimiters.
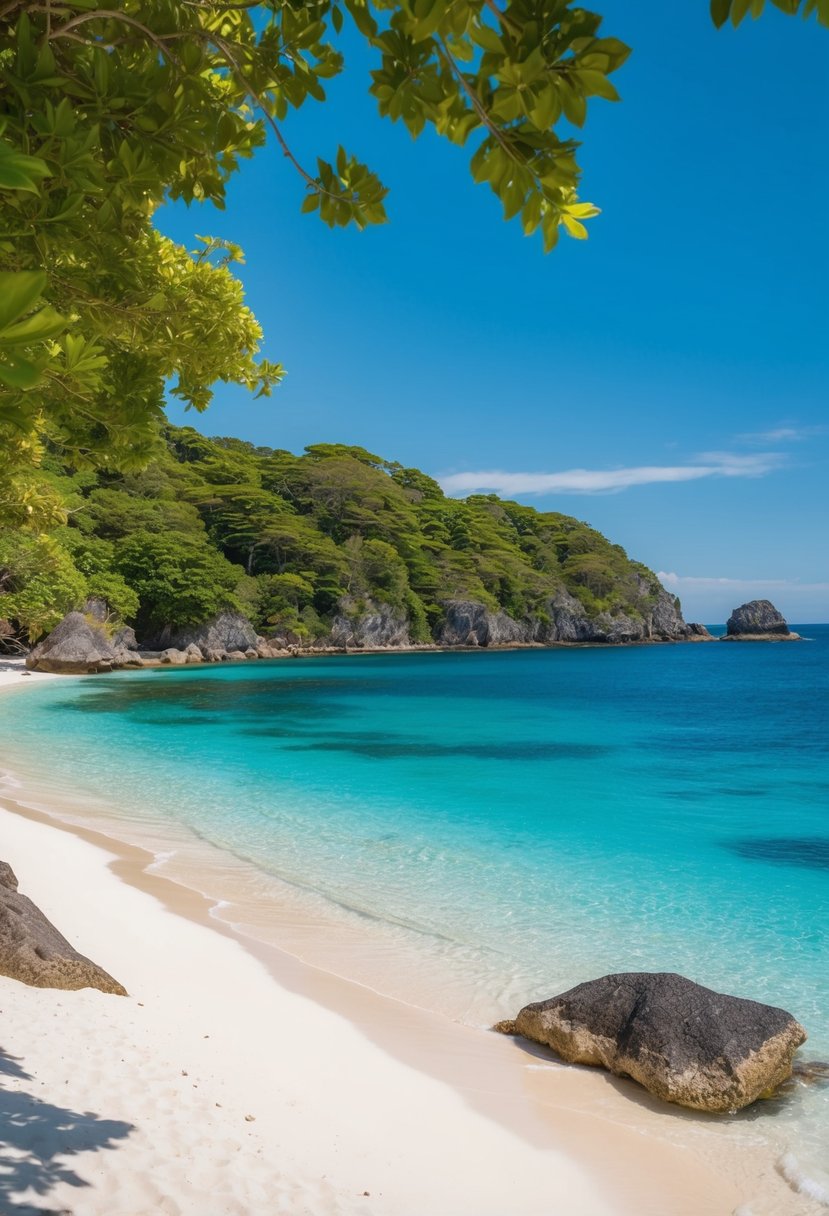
724, 600, 798, 640
0, 861, 126, 995
25, 611, 118, 674
508, 972, 806, 1113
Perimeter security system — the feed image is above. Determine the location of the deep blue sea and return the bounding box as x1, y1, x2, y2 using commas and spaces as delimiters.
2, 629, 828, 1195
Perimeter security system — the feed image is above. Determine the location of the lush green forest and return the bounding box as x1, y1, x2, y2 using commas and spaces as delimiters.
0, 424, 680, 647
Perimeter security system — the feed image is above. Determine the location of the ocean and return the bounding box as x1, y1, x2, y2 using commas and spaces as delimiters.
2, 629, 828, 1200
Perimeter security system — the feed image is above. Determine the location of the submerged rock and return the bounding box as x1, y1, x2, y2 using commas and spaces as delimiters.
0, 861, 126, 995
512, 972, 806, 1112
724, 600, 799, 641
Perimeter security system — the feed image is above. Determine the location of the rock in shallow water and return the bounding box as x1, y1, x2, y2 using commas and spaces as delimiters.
0, 861, 126, 995
510, 972, 806, 1112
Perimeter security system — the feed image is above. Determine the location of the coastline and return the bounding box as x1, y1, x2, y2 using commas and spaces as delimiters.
0, 664, 819, 1215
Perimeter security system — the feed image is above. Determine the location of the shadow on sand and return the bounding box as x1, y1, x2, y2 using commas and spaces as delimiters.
0, 1047, 134, 1215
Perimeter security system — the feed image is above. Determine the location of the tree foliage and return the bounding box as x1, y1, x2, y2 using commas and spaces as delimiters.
710, 0, 828, 27
0, 424, 670, 643
0, 0, 821, 543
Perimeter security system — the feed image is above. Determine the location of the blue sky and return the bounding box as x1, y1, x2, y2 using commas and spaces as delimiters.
158, 1, 829, 623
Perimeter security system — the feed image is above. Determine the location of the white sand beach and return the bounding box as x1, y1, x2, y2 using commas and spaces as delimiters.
0, 663, 819, 1216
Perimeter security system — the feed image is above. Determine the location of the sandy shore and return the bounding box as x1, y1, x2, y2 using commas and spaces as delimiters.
0, 660, 817, 1216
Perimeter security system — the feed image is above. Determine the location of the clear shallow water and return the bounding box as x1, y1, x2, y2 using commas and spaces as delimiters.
2, 631, 828, 1196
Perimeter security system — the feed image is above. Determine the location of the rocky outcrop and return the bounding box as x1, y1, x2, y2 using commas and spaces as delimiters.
26, 610, 144, 673
435, 583, 710, 648
436, 601, 529, 647
26, 611, 119, 674
330, 601, 411, 649
155, 611, 259, 657
686, 622, 714, 640
22, 580, 717, 675
0, 861, 126, 995
723, 600, 800, 641
507, 972, 806, 1113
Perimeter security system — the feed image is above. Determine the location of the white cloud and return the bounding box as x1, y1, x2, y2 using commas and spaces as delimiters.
658, 572, 829, 593
439, 451, 783, 497
738, 424, 827, 445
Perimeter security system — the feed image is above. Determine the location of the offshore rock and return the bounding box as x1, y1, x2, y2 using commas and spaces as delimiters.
513, 972, 806, 1113
724, 600, 799, 641
26, 611, 118, 674
0, 861, 126, 995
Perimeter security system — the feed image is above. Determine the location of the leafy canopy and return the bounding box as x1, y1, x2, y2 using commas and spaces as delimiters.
0, 0, 823, 530
1, 424, 673, 644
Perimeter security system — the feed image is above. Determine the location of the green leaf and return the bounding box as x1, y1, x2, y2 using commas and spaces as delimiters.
0, 353, 42, 390
731, 0, 753, 23
0, 145, 50, 193
710, 0, 732, 24
0, 271, 48, 331
0, 305, 66, 348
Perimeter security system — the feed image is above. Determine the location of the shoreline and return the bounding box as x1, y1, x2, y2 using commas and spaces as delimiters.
0, 663, 819, 1215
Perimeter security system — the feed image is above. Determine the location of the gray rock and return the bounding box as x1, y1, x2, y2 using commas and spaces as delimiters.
83, 596, 110, 623
436, 601, 530, 647
112, 624, 138, 651
511, 972, 806, 1113
331, 601, 411, 649
435, 581, 696, 649
184, 643, 203, 663
686, 622, 714, 639
155, 611, 258, 654
160, 647, 188, 665
26, 612, 118, 674
0, 861, 126, 995
725, 600, 797, 640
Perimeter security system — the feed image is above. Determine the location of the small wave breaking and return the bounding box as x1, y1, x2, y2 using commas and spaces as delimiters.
777, 1153, 829, 1208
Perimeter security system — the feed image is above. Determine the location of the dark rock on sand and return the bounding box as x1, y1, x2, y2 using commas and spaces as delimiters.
511, 972, 806, 1112
724, 600, 799, 641
0, 861, 126, 995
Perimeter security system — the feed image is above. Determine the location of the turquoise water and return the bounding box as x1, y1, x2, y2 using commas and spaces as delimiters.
2, 631, 828, 1192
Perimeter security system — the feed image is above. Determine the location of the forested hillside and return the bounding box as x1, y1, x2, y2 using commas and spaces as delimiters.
0, 426, 689, 649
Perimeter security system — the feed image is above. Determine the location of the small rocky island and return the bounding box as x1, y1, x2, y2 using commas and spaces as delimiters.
721, 599, 801, 642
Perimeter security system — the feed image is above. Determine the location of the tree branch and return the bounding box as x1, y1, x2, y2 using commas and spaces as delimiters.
48, 9, 182, 67
436, 36, 521, 165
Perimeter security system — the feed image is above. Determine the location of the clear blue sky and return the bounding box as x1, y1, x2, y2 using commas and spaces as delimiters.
158, 0, 829, 623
